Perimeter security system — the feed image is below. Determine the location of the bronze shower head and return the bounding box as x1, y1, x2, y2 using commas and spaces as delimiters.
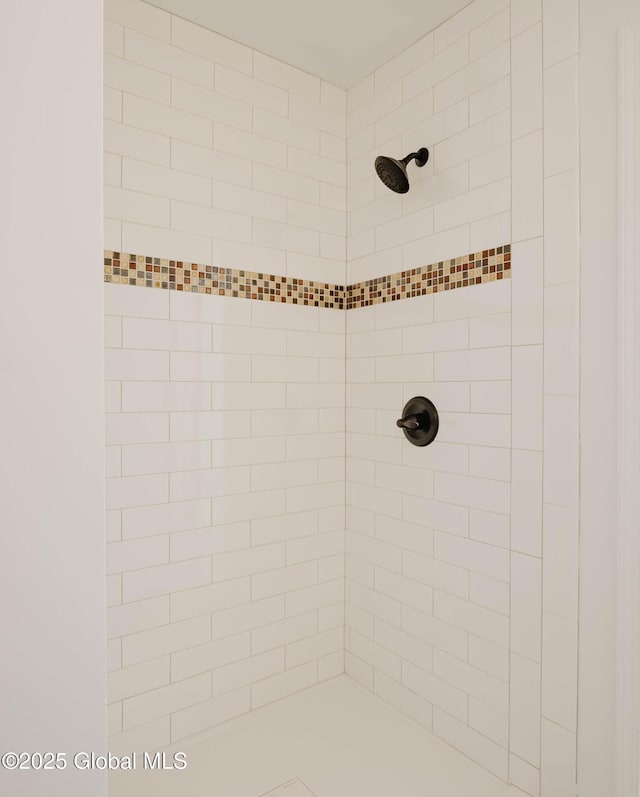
374, 147, 429, 193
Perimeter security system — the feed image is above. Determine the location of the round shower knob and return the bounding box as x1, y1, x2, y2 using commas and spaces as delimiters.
396, 396, 439, 447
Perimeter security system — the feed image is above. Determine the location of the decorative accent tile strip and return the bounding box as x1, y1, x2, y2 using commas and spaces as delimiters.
346, 245, 510, 309
104, 252, 345, 310
103, 245, 510, 310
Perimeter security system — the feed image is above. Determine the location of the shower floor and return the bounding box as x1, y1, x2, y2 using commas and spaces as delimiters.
109, 676, 524, 797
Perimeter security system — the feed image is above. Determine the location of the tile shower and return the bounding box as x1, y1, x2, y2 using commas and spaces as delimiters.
103, 1, 581, 795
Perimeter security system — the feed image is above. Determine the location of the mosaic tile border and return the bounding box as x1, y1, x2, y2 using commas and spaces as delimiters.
346, 244, 510, 309
104, 245, 510, 310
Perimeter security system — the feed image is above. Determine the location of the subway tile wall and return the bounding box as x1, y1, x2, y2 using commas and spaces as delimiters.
104, 0, 347, 752
105, 284, 345, 752
103, 0, 581, 793
103, 0, 346, 285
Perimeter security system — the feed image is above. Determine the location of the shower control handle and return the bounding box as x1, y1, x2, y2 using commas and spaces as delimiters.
397, 397, 439, 447
396, 415, 422, 431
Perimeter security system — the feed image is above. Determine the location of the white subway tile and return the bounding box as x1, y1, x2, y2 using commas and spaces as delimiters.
122, 158, 211, 206
171, 200, 251, 244
374, 671, 433, 730
511, 24, 543, 139
434, 0, 509, 53
107, 536, 169, 574
170, 16, 252, 74
470, 8, 510, 60
469, 445, 510, 481
542, 504, 579, 621
170, 411, 249, 441
122, 381, 210, 413
170, 466, 249, 502
108, 657, 170, 703
123, 498, 211, 539
374, 33, 434, 93
171, 633, 250, 681
469, 143, 510, 190
107, 474, 168, 510
171, 138, 251, 187
253, 52, 320, 101
104, 20, 124, 56
511, 450, 543, 556
107, 595, 169, 639
433, 708, 508, 780
214, 649, 285, 695
214, 123, 286, 169
434, 591, 508, 647
509, 754, 540, 797
104, 87, 122, 122
170, 351, 251, 381
469, 75, 510, 126
511, 0, 541, 36
251, 662, 317, 708
254, 109, 320, 153
470, 573, 509, 614
544, 282, 579, 395
171, 577, 250, 621
404, 38, 469, 102
109, 717, 170, 755
171, 290, 252, 325
510, 654, 541, 766
511, 553, 542, 662
543, 396, 579, 508
403, 550, 468, 599
435, 531, 509, 580
123, 557, 211, 602
544, 169, 580, 285
434, 277, 510, 321
374, 513, 433, 557
287, 627, 343, 668
212, 596, 284, 639
348, 629, 402, 680
541, 612, 578, 731
171, 523, 250, 562
512, 238, 543, 345
542, 0, 579, 67
469, 635, 509, 680
125, 28, 213, 88
171, 688, 250, 741
540, 719, 576, 796
122, 222, 210, 264
123, 673, 210, 729
469, 508, 510, 549
290, 95, 346, 138
123, 93, 211, 147
105, 120, 170, 166
105, 0, 170, 41
252, 611, 317, 654
512, 131, 543, 242
212, 490, 286, 524
512, 345, 543, 451
123, 616, 210, 666
105, 186, 170, 227
469, 697, 508, 747
434, 43, 510, 113
105, 53, 170, 103
544, 56, 579, 178
402, 662, 467, 721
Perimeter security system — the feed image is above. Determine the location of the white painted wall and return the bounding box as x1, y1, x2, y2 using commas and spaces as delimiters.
0, 1, 106, 796
578, 2, 640, 796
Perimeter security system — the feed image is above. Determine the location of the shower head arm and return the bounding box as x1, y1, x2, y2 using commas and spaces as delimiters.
401, 148, 429, 168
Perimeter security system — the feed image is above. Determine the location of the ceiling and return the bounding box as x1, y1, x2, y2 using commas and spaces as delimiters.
145, 0, 474, 88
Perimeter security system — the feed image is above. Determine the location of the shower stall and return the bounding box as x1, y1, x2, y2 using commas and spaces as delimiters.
2, 0, 636, 796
